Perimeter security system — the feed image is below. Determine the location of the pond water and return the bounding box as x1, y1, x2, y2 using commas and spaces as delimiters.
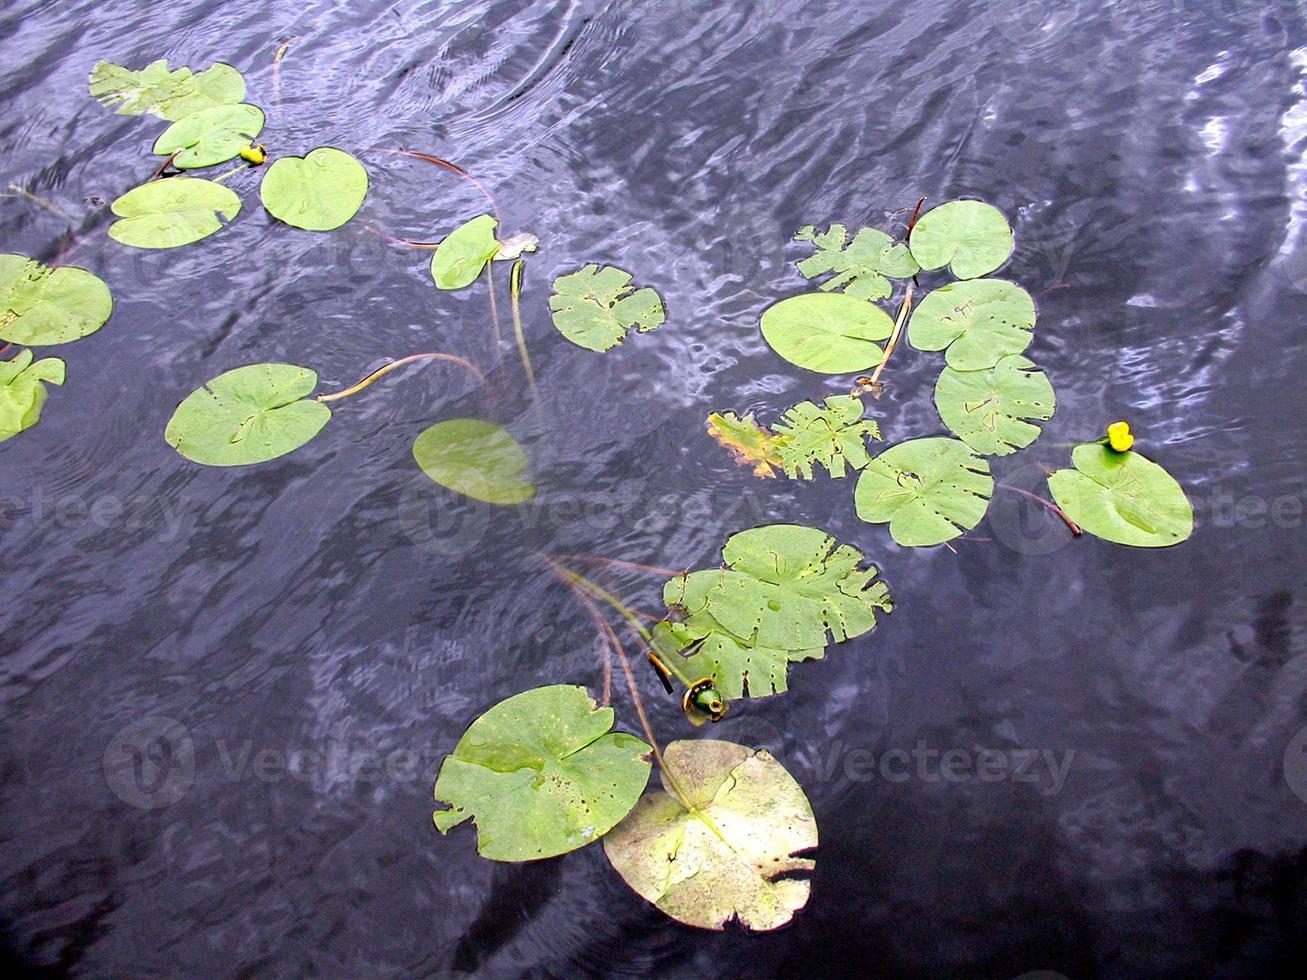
3, 0, 1307, 975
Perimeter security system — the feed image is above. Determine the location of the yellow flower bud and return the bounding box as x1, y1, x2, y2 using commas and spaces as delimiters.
1106, 420, 1134, 453
239, 143, 267, 165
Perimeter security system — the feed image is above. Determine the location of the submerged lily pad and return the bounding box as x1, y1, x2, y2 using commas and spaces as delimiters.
908, 200, 1013, 279
854, 437, 993, 546
108, 177, 241, 249
771, 394, 881, 479
164, 363, 331, 466
430, 214, 500, 290
0, 350, 65, 443
153, 103, 265, 169
759, 293, 894, 373
934, 354, 1055, 456
706, 411, 783, 478
1047, 443, 1193, 547
260, 148, 369, 231
88, 60, 245, 121
412, 418, 535, 505
907, 278, 1036, 370
433, 684, 652, 861
794, 224, 918, 300
548, 264, 665, 352
604, 739, 816, 931
0, 254, 112, 345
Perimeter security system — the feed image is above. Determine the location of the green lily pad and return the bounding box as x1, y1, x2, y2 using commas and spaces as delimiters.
108, 177, 241, 249
854, 437, 993, 546
0, 254, 112, 346
603, 739, 817, 931
430, 214, 500, 290
794, 224, 918, 300
548, 264, 665, 352
412, 418, 535, 505
164, 363, 331, 466
1047, 443, 1193, 547
934, 354, 1055, 456
907, 278, 1036, 370
433, 684, 652, 861
759, 292, 895, 374
772, 393, 881, 479
88, 60, 245, 121
152, 103, 265, 169
0, 349, 65, 443
260, 148, 369, 231
908, 200, 1013, 279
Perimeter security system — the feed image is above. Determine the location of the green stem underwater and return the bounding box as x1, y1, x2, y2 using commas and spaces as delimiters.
510, 259, 539, 404
316, 352, 487, 404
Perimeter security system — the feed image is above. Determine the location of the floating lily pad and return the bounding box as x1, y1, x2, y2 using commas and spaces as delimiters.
934, 354, 1055, 456
772, 393, 881, 479
433, 684, 652, 861
604, 739, 816, 931
260, 148, 369, 231
908, 200, 1013, 279
854, 437, 993, 546
165, 363, 331, 466
907, 278, 1036, 370
0, 254, 112, 346
153, 103, 265, 169
759, 293, 894, 373
88, 60, 245, 121
549, 264, 665, 352
794, 224, 918, 300
412, 418, 535, 505
1047, 443, 1193, 547
0, 350, 65, 443
108, 177, 241, 249
430, 214, 500, 290
706, 411, 782, 478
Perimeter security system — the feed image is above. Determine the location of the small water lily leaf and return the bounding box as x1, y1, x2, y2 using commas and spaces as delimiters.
908, 200, 1013, 279
604, 739, 816, 931
907, 278, 1036, 370
88, 60, 245, 120
430, 214, 500, 290
854, 437, 993, 546
548, 264, 665, 352
494, 232, 539, 261
759, 293, 894, 373
706, 411, 782, 478
0, 254, 112, 345
108, 177, 241, 249
433, 684, 651, 861
0, 350, 65, 443
794, 224, 918, 300
772, 394, 881, 479
934, 354, 1055, 456
260, 148, 369, 231
165, 363, 330, 466
1047, 443, 1193, 547
412, 418, 535, 505
152, 103, 265, 169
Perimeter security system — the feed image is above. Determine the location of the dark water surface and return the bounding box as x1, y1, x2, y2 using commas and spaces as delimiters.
3, 0, 1307, 976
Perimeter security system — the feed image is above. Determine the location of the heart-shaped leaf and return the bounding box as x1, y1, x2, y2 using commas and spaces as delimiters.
907, 278, 1036, 370
0, 254, 112, 346
908, 200, 1013, 279
548, 264, 665, 352
0, 349, 65, 443
152, 103, 265, 169
794, 224, 918, 300
260, 147, 369, 231
854, 437, 993, 546
430, 214, 500, 290
108, 177, 241, 249
934, 354, 1055, 456
1047, 443, 1193, 547
412, 418, 535, 505
88, 60, 245, 121
759, 292, 894, 373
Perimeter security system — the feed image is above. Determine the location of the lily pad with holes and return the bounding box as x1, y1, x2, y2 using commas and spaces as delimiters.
772, 394, 881, 479
0, 350, 65, 443
0, 254, 112, 346
164, 363, 331, 466
604, 739, 817, 931
430, 214, 500, 290
548, 264, 665, 352
934, 354, 1055, 456
433, 684, 651, 861
108, 177, 241, 249
1047, 443, 1193, 547
88, 60, 246, 120
152, 103, 265, 169
794, 224, 918, 300
412, 418, 535, 505
759, 292, 895, 373
908, 200, 1013, 279
260, 148, 369, 231
854, 437, 993, 546
907, 278, 1036, 370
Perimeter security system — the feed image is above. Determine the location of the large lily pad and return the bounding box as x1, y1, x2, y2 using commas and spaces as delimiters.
260, 148, 369, 231
1047, 443, 1193, 547
0, 350, 65, 443
759, 293, 894, 373
433, 684, 651, 861
772, 393, 881, 479
794, 224, 918, 300
412, 418, 535, 505
88, 60, 245, 121
907, 278, 1036, 370
854, 437, 993, 546
934, 354, 1055, 456
108, 177, 241, 249
908, 200, 1013, 279
153, 103, 265, 169
164, 363, 331, 466
604, 739, 816, 931
0, 254, 112, 345
430, 214, 500, 290
548, 264, 665, 352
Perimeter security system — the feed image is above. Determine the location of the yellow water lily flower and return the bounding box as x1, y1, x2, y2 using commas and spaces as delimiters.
1106, 420, 1134, 453
239, 143, 267, 165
